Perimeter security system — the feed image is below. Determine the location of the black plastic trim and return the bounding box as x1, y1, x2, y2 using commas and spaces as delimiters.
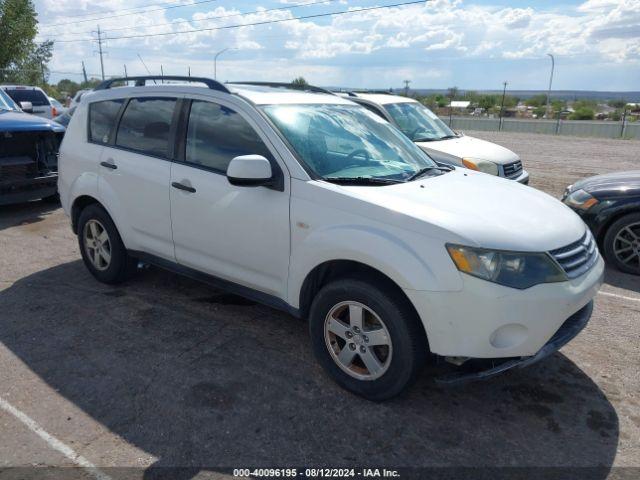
129, 250, 301, 318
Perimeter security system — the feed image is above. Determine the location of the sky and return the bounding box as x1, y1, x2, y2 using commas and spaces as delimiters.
33, 0, 640, 91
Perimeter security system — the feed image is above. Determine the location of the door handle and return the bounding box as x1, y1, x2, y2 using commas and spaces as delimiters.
100, 161, 117, 170
171, 181, 196, 193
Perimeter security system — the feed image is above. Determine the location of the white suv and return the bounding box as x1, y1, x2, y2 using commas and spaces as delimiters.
343, 92, 530, 184
58, 77, 603, 400
1, 85, 58, 119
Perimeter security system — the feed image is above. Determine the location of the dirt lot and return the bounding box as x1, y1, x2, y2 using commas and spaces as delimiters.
0, 132, 638, 479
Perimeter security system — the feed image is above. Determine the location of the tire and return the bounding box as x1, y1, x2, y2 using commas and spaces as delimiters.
603, 212, 640, 275
309, 278, 428, 401
77, 204, 137, 284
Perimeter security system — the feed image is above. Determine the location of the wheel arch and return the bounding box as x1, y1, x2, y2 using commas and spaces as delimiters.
71, 195, 102, 234
297, 259, 429, 345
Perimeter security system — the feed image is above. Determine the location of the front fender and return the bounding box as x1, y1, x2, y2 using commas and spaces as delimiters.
287, 223, 462, 308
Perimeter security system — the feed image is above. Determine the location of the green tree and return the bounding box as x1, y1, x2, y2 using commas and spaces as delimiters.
525, 94, 548, 107
447, 86, 459, 100
291, 76, 309, 87
0, 0, 53, 85
608, 99, 626, 109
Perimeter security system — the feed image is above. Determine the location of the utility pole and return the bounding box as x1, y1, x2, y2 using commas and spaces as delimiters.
81, 61, 88, 83
94, 25, 106, 80
499, 81, 508, 131
545, 53, 555, 119
40, 62, 46, 85
403, 79, 411, 97
124, 64, 128, 77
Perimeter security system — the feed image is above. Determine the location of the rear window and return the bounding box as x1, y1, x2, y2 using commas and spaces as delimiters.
89, 99, 124, 144
115, 97, 177, 158
4, 88, 50, 107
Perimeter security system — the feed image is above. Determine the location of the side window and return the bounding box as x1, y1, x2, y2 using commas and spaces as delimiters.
115, 97, 177, 158
89, 99, 124, 144
359, 102, 387, 120
185, 100, 273, 173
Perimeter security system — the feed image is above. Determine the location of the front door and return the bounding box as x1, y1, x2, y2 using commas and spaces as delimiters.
170, 99, 290, 298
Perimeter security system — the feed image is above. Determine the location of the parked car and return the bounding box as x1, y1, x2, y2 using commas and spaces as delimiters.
58, 77, 602, 400
0, 88, 65, 205
53, 106, 76, 128
69, 89, 91, 109
563, 171, 640, 275
1, 85, 57, 119
49, 97, 68, 116
341, 92, 529, 184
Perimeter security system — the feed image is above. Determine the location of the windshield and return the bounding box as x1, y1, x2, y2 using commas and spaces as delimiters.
262, 103, 437, 181
0, 89, 19, 111
384, 102, 457, 142
4, 88, 49, 106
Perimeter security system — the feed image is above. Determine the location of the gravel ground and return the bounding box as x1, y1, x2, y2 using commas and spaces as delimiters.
0, 132, 638, 480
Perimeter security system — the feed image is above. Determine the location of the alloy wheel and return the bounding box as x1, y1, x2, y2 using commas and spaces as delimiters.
324, 301, 392, 381
613, 222, 640, 270
83, 219, 112, 271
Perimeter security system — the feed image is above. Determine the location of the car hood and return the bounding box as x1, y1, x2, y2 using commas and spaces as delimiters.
340, 169, 586, 252
0, 109, 65, 132
569, 170, 640, 197
415, 135, 519, 165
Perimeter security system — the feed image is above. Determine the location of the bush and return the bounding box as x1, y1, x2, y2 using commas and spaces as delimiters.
569, 107, 595, 120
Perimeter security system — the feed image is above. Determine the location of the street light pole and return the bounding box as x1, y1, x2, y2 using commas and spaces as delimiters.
545, 53, 555, 119
498, 81, 507, 131
214, 48, 230, 80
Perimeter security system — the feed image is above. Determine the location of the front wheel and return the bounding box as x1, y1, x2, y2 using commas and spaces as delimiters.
603, 212, 640, 275
309, 278, 428, 401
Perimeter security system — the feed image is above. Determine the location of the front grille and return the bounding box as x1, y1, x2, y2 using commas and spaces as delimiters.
502, 160, 523, 179
549, 230, 599, 279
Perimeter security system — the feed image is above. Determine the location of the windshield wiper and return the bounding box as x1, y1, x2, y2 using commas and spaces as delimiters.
413, 137, 440, 142
438, 134, 459, 140
407, 166, 452, 181
323, 176, 403, 185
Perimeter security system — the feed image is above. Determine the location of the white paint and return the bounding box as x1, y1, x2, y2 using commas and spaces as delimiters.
0, 395, 111, 480
599, 290, 640, 303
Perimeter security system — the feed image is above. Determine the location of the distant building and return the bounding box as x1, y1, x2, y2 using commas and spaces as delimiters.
449, 101, 471, 109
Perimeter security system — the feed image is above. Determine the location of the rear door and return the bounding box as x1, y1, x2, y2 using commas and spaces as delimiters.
96, 95, 179, 260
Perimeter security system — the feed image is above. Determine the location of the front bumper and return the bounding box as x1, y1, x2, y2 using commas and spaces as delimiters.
508, 169, 529, 184
435, 300, 593, 384
0, 174, 58, 205
404, 254, 604, 359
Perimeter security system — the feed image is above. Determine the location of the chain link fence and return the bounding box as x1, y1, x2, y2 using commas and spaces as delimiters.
442, 116, 640, 140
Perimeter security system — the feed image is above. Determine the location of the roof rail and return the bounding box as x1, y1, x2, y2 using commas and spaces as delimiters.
227, 81, 333, 95
94, 76, 230, 93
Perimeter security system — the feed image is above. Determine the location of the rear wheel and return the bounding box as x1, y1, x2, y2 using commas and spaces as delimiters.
77, 204, 137, 284
603, 212, 640, 275
309, 278, 427, 401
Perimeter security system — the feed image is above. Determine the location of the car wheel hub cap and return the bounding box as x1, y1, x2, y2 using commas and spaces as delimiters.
324, 301, 392, 381
613, 222, 640, 269
83, 219, 112, 271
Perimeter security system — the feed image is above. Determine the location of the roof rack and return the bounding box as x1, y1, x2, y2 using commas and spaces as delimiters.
94, 76, 230, 93
227, 81, 333, 95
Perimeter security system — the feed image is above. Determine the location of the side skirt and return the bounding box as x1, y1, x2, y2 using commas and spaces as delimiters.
128, 250, 302, 319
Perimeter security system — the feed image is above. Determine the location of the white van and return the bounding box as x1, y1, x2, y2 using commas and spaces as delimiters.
58, 77, 602, 400
345, 92, 529, 183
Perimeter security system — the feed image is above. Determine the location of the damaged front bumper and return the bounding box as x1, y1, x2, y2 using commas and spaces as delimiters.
435, 300, 594, 385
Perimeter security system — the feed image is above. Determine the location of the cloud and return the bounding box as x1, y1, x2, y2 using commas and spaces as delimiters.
34, 0, 640, 89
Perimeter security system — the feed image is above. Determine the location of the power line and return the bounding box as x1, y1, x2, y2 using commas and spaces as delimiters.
46, 1, 427, 44
37, 0, 340, 40
38, 0, 221, 30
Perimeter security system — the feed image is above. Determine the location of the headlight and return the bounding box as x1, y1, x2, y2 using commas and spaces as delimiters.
462, 158, 499, 176
563, 189, 599, 211
446, 244, 567, 289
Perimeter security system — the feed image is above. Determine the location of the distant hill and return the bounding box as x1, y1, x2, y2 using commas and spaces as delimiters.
404, 89, 640, 102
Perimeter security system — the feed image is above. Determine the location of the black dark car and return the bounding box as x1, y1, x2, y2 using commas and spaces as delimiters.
562, 171, 640, 275
0, 88, 65, 205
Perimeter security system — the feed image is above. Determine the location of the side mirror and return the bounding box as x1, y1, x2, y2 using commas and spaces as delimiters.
227, 155, 273, 187
19, 101, 33, 113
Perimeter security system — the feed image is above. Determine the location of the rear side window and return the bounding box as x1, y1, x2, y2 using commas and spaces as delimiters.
116, 97, 177, 158
185, 100, 272, 173
89, 99, 124, 144
4, 89, 49, 107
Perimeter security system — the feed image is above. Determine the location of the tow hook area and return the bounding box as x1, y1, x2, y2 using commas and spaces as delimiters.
445, 356, 469, 366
